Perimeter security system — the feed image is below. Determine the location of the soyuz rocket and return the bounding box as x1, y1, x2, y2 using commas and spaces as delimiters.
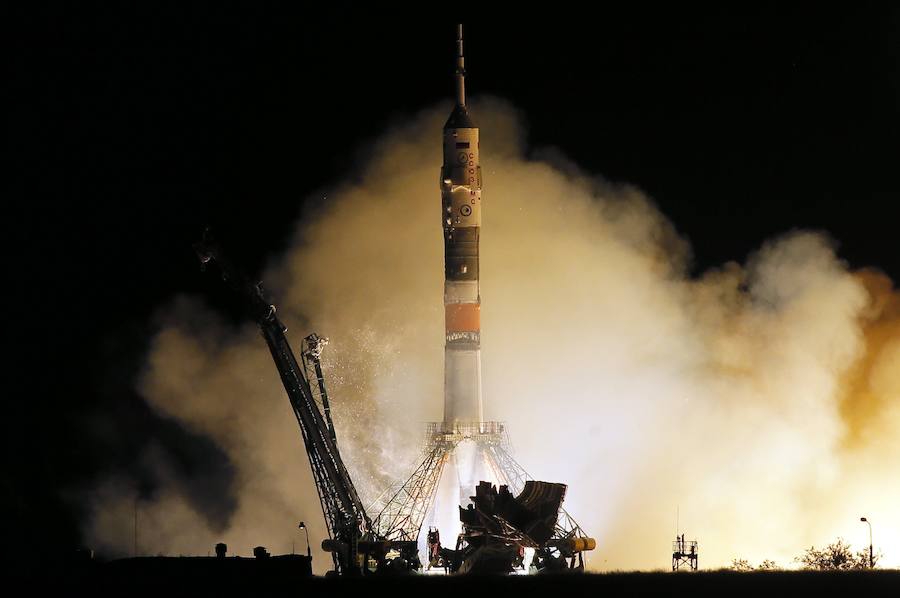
424, 30, 590, 556
441, 24, 483, 425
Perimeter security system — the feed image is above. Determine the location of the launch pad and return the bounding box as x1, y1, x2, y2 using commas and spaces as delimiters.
371, 420, 590, 571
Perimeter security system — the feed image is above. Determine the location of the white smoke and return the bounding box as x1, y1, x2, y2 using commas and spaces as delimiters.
84, 98, 900, 571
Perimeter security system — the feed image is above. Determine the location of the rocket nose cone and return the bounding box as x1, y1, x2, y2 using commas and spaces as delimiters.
445, 104, 476, 129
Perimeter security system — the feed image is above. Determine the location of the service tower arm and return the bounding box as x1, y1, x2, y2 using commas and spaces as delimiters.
194, 236, 372, 574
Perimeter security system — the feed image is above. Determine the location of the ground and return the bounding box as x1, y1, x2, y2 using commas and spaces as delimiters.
22, 557, 900, 597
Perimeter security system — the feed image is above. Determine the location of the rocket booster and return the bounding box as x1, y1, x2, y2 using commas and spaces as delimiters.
441, 24, 483, 424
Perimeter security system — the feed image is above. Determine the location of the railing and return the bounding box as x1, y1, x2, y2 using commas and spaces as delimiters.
425, 421, 507, 438
672, 540, 698, 554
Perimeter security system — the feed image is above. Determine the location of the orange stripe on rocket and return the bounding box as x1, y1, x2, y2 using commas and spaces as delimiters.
445, 303, 480, 333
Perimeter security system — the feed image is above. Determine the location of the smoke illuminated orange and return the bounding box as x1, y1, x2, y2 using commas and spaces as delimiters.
82, 100, 900, 573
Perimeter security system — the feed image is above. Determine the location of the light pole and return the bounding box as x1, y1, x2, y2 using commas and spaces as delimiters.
298, 521, 311, 558
860, 517, 873, 569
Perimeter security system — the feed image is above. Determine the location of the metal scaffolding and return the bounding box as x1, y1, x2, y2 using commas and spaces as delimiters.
672, 534, 698, 571
371, 420, 591, 562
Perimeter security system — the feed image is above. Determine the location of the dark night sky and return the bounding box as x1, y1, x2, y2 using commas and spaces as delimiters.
8, 4, 899, 563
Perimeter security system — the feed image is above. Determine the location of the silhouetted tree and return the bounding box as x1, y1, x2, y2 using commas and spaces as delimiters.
730, 558, 780, 571
795, 538, 878, 570
730, 558, 753, 572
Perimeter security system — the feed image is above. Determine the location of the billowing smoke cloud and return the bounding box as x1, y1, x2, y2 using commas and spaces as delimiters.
84, 99, 900, 571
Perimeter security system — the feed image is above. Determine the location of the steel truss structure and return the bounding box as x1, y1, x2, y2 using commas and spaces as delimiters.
372, 420, 590, 556
672, 534, 699, 571
196, 237, 375, 575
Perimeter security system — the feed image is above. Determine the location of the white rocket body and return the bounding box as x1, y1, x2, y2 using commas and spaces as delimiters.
441, 25, 483, 425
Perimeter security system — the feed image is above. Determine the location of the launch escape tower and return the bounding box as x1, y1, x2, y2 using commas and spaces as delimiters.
370, 25, 589, 564
672, 534, 699, 571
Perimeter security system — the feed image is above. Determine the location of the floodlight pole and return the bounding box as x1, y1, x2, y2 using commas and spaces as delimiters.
860, 517, 873, 569
298, 521, 311, 558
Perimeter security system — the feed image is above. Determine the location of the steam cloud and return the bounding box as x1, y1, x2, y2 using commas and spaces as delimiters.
85, 99, 900, 571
